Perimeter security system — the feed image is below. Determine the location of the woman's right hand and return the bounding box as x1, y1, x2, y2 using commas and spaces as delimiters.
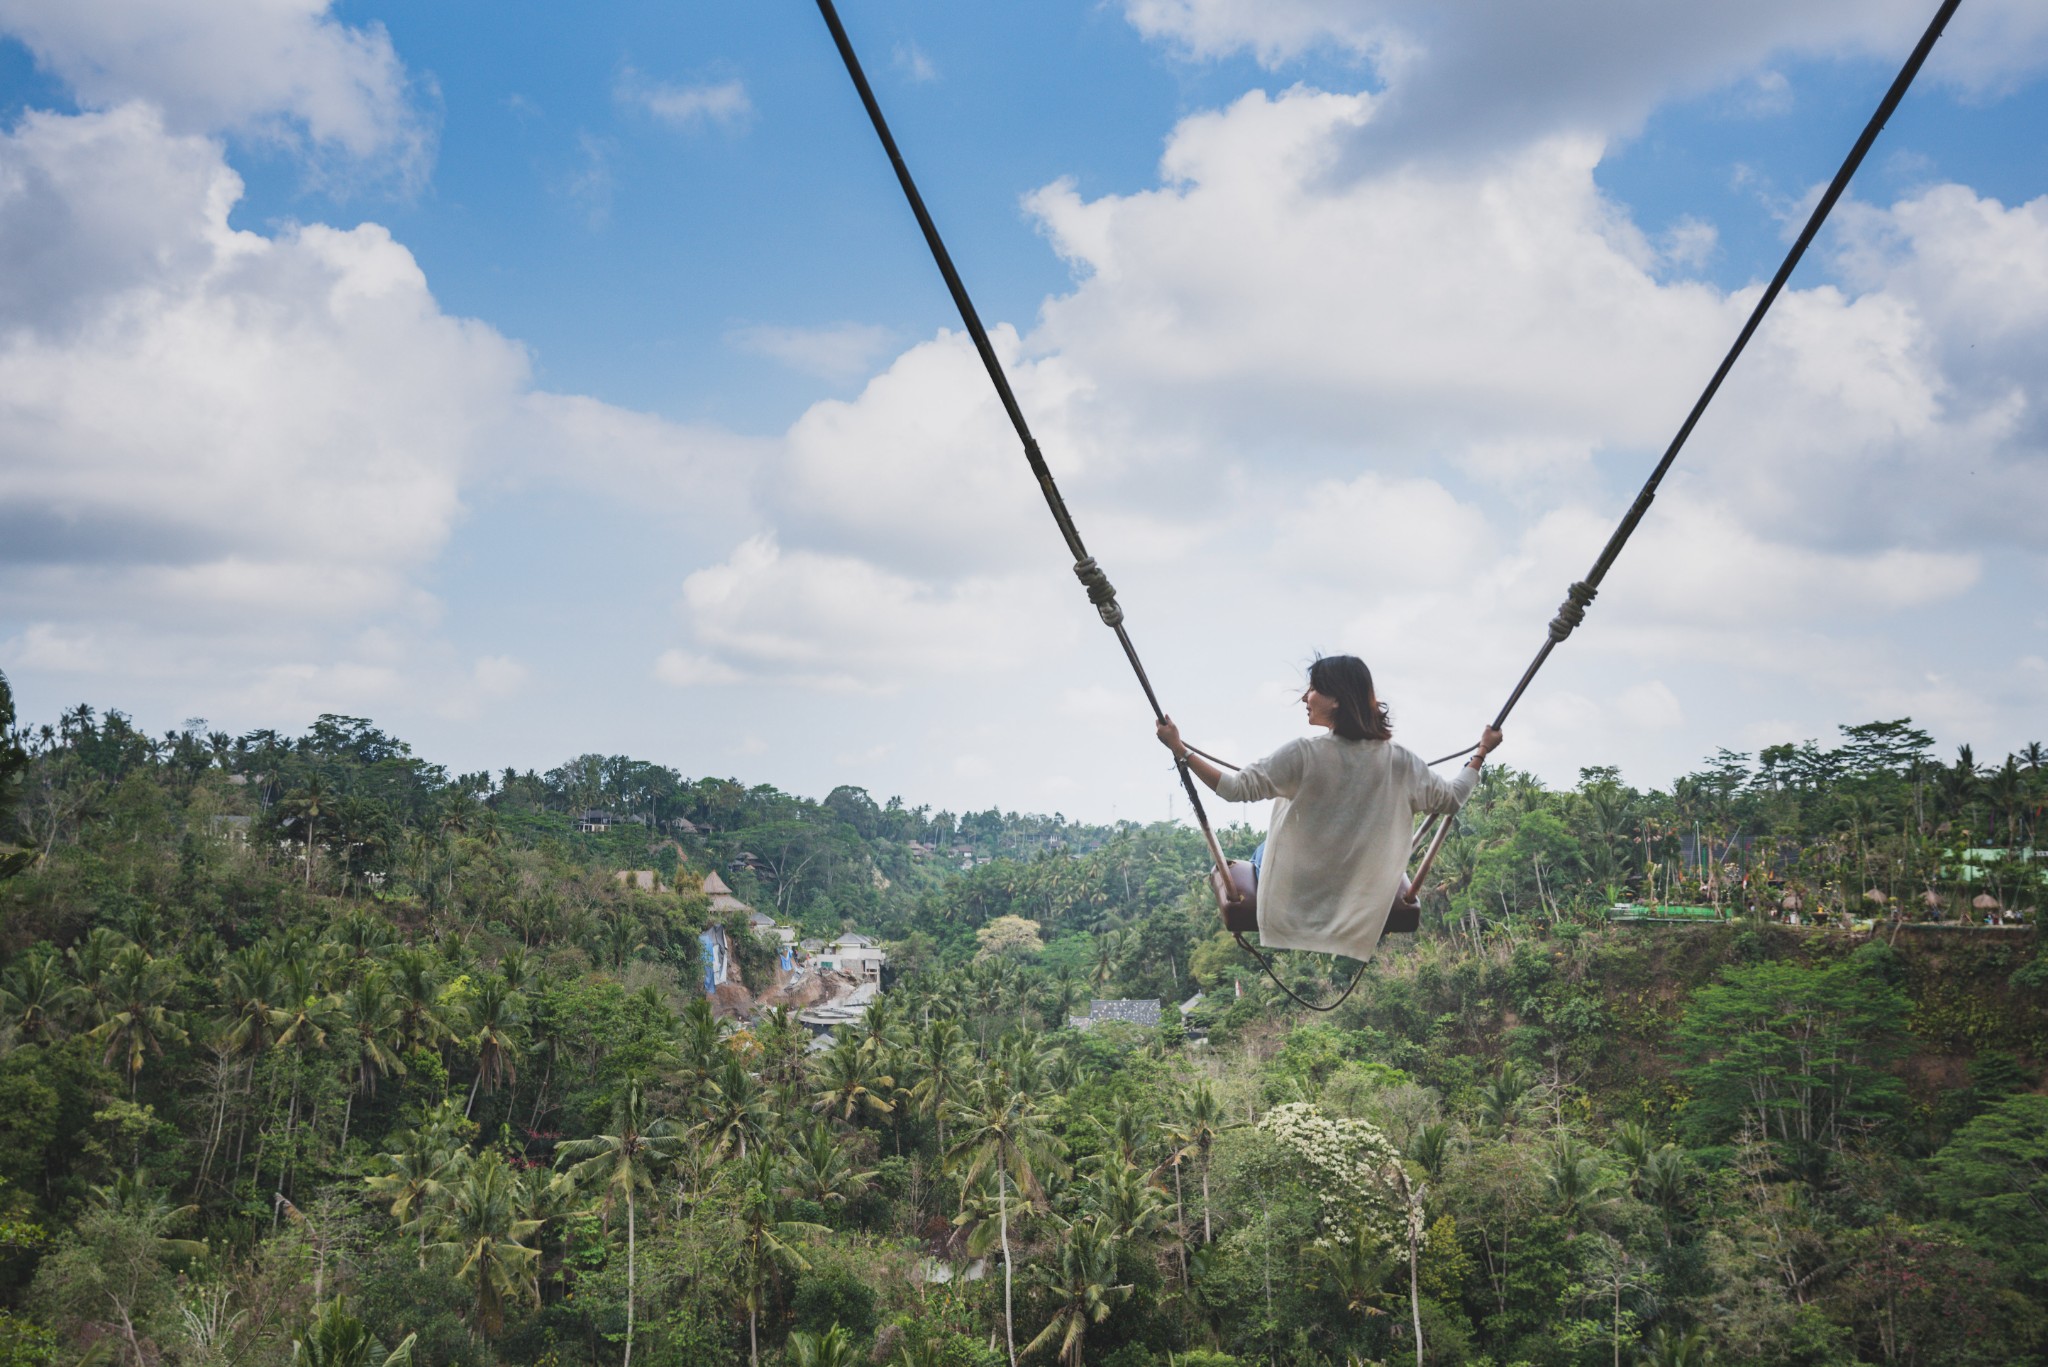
1478, 726, 1504, 756
1156, 716, 1187, 758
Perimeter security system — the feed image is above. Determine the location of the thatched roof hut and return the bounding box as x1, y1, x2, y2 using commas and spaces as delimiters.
1922, 889, 1943, 910
1862, 889, 1888, 906
1781, 892, 1803, 911
1972, 892, 2002, 912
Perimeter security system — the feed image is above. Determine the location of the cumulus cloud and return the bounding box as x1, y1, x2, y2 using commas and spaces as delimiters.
0, 0, 430, 175
1121, 0, 2048, 156
654, 58, 2046, 794
0, 103, 738, 727
669, 535, 1075, 693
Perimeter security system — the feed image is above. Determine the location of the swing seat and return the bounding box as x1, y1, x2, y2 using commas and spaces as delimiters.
1384, 885, 1422, 935
1212, 859, 1258, 933
1214, 861, 1421, 936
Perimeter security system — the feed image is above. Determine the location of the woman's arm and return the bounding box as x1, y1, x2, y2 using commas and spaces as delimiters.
1155, 716, 1225, 793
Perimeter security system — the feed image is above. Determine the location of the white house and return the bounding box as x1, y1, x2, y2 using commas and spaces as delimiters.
814, 933, 886, 983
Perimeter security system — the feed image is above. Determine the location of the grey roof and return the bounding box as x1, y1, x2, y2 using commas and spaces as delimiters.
1084, 998, 1161, 1027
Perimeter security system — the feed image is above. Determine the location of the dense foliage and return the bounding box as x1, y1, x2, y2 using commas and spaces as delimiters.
0, 673, 2043, 1367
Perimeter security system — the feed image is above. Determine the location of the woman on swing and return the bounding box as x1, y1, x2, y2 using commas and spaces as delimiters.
1155, 654, 1502, 961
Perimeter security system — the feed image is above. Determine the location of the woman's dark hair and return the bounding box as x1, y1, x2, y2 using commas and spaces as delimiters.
1308, 654, 1392, 742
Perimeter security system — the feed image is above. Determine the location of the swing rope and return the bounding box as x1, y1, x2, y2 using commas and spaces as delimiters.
813, 0, 1960, 1010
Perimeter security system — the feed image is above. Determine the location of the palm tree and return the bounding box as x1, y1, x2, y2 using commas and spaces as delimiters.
335, 973, 406, 1151
908, 1017, 969, 1153
365, 1102, 468, 1269
947, 1075, 1066, 1367
278, 776, 331, 888
732, 1151, 828, 1367
292, 1300, 417, 1367
1319, 1219, 1399, 1327
1023, 1217, 1132, 1367
1636, 1324, 1714, 1366
556, 1080, 686, 1367
782, 1120, 876, 1212
463, 974, 522, 1118
810, 1035, 896, 1131
90, 944, 188, 1095
753, 1006, 812, 1108
428, 1149, 541, 1337
1164, 1082, 1227, 1244
1, 943, 79, 1041
699, 1055, 774, 1161
387, 948, 450, 1057
1547, 1135, 1618, 1234
785, 1324, 860, 1367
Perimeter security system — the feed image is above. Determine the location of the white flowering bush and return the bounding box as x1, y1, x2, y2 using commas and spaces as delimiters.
1256, 1102, 1404, 1244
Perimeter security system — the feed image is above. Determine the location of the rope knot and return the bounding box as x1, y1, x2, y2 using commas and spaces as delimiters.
1546, 580, 1598, 643
1071, 557, 1124, 627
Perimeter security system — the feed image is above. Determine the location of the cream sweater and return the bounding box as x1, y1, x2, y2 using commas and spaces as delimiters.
1215, 734, 1478, 961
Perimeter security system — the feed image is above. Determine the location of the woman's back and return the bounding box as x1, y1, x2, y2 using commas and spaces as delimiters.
1218, 733, 1475, 959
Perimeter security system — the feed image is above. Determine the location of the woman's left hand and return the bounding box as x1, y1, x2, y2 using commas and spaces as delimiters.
1155, 716, 1186, 757
1478, 726, 1504, 756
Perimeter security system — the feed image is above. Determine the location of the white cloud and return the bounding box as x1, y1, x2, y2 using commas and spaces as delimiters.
0, 0, 429, 174
0, 104, 740, 730
1120, 0, 2048, 153
671, 535, 1076, 693
614, 70, 752, 130
665, 67, 2047, 794
727, 322, 896, 382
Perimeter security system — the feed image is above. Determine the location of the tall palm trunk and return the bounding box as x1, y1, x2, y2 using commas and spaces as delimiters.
998, 1162, 1017, 1367
1201, 1159, 1213, 1244
625, 1194, 636, 1367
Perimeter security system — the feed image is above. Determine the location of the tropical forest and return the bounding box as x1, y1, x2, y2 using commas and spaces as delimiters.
0, 668, 2044, 1367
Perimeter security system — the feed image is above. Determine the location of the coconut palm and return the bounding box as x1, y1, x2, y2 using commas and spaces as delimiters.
428, 1149, 540, 1338
365, 1100, 468, 1268
90, 944, 188, 1094
387, 948, 450, 1056
947, 1074, 1066, 1367
335, 972, 407, 1149
810, 1034, 896, 1130
700, 1054, 774, 1161
1, 943, 78, 1041
781, 1119, 876, 1212
1637, 1324, 1714, 1366
1164, 1081, 1227, 1244
1023, 1216, 1132, 1367
291, 1300, 417, 1367
785, 1324, 860, 1367
908, 1017, 969, 1152
462, 974, 522, 1117
556, 1080, 686, 1367
731, 1151, 828, 1367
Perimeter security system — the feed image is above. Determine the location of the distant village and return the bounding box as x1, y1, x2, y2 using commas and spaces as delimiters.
605, 841, 890, 1050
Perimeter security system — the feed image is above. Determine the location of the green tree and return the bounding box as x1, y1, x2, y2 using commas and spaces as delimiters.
88, 946, 187, 1096
291, 1300, 416, 1367
1928, 1092, 2048, 1284
1672, 953, 1907, 1153
427, 1149, 540, 1338
555, 1080, 685, 1367
947, 1075, 1065, 1367
1024, 1217, 1132, 1367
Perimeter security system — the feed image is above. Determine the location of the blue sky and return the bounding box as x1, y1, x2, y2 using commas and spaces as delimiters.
2, 0, 2045, 820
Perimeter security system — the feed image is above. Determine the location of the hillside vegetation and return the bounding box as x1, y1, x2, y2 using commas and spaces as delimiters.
1, 670, 2044, 1367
